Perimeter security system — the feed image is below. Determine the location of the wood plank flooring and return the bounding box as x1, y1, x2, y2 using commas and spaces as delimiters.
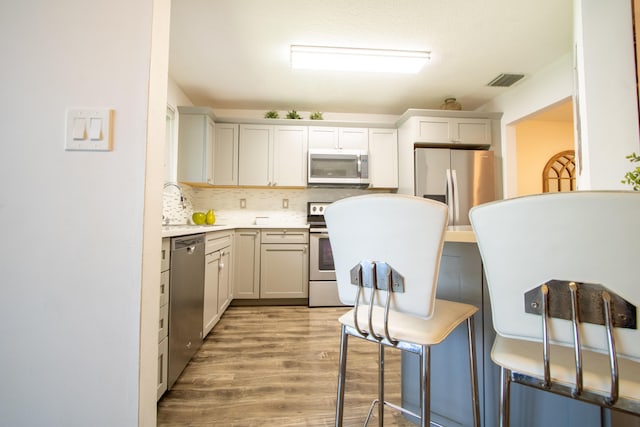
157, 305, 417, 426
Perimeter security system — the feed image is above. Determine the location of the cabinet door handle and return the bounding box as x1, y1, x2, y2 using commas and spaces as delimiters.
303, 245, 307, 254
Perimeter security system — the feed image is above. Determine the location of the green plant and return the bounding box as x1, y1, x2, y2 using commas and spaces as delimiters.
621, 152, 640, 190
264, 110, 279, 119
309, 111, 323, 120
286, 110, 302, 119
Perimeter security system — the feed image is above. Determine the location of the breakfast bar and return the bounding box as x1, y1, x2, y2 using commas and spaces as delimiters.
402, 233, 607, 427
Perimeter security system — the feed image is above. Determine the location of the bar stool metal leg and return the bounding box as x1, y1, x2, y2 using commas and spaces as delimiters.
379, 344, 385, 425
420, 345, 431, 427
335, 325, 349, 427
467, 317, 481, 427
500, 367, 511, 427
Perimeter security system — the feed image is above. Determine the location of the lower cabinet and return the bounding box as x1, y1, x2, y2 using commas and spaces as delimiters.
260, 229, 309, 299
203, 230, 233, 337
234, 228, 309, 301
204, 251, 221, 336
402, 242, 488, 426
157, 337, 168, 400
233, 229, 261, 299
158, 238, 170, 400
402, 242, 603, 427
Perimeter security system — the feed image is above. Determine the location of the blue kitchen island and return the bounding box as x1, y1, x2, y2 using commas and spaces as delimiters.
401, 233, 606, 427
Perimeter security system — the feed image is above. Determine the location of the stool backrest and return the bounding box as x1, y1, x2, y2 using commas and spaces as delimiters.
470, 191, 640, 362
324, 194, 448, 319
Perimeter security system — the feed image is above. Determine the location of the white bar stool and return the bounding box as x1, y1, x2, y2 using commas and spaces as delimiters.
470, 191, 640, 426
325, 194, 480, 427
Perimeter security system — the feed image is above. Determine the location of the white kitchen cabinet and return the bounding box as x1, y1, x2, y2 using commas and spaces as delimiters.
157, 337, 168, 401
217, 247, 232, 313
203, 230, 233, 337
233, 229, 261, 299
368, 128, 398, 188
308, 126, 368, 150
410, 116, 491, 146
177, 106, 215, 184
273, 126, 307, 186
238, 124, 271, 186
213, 123, 239, 186
238, 124, 307, 187
158, 238, 171, 400
158, 298, 169, 342
259, 229, 308, 299
203, 250, 221, 337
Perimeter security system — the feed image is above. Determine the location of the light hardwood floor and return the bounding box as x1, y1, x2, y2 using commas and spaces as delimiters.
157, 305, 417, 426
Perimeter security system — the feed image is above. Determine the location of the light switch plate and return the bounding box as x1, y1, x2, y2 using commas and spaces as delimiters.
65, 108, 113, 151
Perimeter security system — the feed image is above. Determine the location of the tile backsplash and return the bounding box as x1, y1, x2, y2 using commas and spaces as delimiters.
162, 185, 392, 226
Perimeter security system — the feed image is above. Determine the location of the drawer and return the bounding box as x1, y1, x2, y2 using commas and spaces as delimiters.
157, 336, 168, 401
261, 229, 308, 244
206, 230, 233, 254
160, 270, 169, 307
161, 238, 170, 272
158, 302, 169, 342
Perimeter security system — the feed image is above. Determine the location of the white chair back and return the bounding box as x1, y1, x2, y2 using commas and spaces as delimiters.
470, 191, 640, 361
324, 194, 448, 319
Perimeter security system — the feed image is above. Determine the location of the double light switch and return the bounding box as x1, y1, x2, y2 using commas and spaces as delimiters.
65, 108, 113, 151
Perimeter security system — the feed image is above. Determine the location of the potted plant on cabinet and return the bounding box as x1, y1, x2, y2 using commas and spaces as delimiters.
621, 152, 640, 190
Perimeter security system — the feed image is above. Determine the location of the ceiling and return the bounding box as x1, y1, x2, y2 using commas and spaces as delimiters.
169, 0, 573, 116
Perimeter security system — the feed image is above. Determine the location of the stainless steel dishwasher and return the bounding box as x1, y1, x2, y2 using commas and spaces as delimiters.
168, 233, 205, 389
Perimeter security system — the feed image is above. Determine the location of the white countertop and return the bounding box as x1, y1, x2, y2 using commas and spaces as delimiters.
161, 223, 310, 238
162, 223, 476, 243
444, 225, 476, 243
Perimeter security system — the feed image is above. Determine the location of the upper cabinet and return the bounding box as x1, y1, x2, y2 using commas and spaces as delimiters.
177, 106, 215, 184
238, 124, 307, 187
408, 116, 492, 147
368, 128, 398, 189
173, 108, 498, 189
238, 124, 271, 186
213, 123, 239, 186
273, 126, 308, 186
308, 126, 368, 150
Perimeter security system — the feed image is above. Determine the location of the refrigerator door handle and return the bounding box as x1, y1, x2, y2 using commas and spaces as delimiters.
445, 168, 454, 225
451, 169, 460, 224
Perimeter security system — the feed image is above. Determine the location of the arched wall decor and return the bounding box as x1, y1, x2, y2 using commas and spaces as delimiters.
542, 150, 576, 192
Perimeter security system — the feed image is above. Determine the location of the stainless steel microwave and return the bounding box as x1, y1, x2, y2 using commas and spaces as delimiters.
307, 149, 369, 185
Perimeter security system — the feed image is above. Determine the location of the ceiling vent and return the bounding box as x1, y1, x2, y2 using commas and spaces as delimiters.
487, 73, 525, 87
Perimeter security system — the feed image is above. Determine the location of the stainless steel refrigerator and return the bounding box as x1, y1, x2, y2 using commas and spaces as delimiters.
414, 148, 495, 225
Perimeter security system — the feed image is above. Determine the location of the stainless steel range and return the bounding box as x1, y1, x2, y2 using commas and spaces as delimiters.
307, 202, 348, 307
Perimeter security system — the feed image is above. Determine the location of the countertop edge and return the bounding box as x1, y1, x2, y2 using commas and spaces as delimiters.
161, 224, 310, 238
162, 224, 476, 243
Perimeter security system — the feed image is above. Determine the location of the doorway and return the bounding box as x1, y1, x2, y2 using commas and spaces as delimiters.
513, 99, 575, 196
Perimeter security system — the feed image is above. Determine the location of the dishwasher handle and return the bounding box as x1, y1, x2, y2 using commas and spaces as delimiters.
172, 234, 205, 251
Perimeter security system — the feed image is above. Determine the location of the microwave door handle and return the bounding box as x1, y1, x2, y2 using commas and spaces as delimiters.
451, 169, 460, 225
445, 169, 454, 225
357, 157, 362, 175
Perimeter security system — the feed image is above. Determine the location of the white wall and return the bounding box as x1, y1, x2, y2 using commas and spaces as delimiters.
478, 53, 574, 198
574, 0, 640, 189
480, 0, 640, 196
0, 1, 167, 426
515, 119, 575, 195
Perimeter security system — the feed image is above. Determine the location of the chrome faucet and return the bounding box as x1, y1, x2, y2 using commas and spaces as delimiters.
163, 182, 187, 209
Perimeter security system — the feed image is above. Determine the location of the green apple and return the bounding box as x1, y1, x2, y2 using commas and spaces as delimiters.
192, 212, 206, 225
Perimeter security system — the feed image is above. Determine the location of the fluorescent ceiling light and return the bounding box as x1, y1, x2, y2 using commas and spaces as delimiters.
290, 45, 430, 74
